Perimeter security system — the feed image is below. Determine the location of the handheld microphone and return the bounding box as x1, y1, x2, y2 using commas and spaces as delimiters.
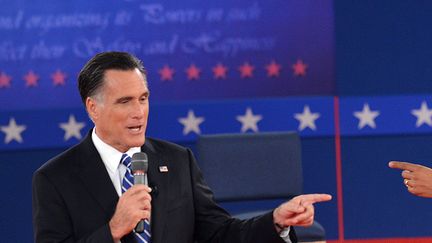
131, 152, 148, 233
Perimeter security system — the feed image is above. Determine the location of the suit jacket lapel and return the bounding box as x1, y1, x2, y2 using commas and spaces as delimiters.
143, 140, 169, 243
73, 133, 170, 243
74, 132, 119, 220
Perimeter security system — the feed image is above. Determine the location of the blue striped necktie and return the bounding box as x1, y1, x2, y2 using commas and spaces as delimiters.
121, 154, 151, 243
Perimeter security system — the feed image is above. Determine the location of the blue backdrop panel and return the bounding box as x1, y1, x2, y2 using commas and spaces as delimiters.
0, 96, 335, 150
0, 148, 66, 243
4, 95, 432, 150
342, 135, 432, 239
335, 0, 432, 95
0, 0, 335, 110
339, 95, 432, 136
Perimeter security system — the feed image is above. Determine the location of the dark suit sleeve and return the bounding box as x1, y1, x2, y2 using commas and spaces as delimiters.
32, 170, 114, 243
187, 149, 297, 243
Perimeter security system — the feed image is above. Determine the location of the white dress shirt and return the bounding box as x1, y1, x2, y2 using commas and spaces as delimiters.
280, 227, 292, 242
91, 128, 140, 197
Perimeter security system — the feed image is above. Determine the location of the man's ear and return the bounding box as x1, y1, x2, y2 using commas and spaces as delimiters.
86, 97, 98, 121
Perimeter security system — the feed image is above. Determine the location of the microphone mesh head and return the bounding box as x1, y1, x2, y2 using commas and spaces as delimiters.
131, 152, 148, 172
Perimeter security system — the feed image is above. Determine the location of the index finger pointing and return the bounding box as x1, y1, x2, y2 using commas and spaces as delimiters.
297, 194, 332, 204
388, 161, 419, 171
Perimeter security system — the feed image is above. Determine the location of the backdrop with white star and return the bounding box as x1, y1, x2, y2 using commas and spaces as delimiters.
2, 1, 432, 243
2, 95, 432, 149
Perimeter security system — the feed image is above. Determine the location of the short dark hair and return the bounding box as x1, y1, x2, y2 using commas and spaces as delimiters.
78, 51, 147, 104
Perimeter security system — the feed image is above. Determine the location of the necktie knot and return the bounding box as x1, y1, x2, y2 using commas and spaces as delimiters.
121, 154, 134, 193
121, 153, 132, 168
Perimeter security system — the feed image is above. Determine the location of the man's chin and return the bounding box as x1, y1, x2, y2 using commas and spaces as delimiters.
129, 138, 145, 148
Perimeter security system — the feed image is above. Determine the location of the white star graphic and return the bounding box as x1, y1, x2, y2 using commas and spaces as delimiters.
178, 110, 205, 135
59, 115, 86, 141
1, 117, 27, 144
294, 105, 320, 131
353, 103, 380, 129
236, 107, 263, 133
411, 101, 432, 127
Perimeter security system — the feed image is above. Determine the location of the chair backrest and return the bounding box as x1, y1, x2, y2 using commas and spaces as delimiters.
196, 132, 303, 202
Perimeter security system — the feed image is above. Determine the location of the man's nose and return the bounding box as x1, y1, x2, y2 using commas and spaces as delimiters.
130, 101, 145, 119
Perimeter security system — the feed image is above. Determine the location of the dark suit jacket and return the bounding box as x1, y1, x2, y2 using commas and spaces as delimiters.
32, 131, 297, 243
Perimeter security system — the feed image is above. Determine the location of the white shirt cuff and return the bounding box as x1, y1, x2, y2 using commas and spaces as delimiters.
279, 226, 292, 243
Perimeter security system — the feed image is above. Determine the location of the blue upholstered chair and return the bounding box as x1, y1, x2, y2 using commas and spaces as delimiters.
196, 132, 326, 243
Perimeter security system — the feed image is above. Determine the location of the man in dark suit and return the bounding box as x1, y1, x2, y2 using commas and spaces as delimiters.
32, 51, 331, 243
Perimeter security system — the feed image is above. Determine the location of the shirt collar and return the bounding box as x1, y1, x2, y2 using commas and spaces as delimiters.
91, 128, 141, 173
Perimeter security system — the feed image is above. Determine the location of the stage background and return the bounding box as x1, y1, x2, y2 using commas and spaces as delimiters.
1, 0, 432, 242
